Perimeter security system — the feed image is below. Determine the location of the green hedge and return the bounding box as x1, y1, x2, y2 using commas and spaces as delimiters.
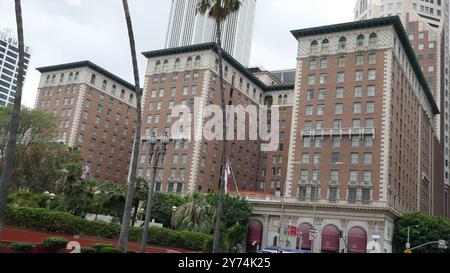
10, 243, 35, 253
42, 237, 69, 250
5, 206, 214, 252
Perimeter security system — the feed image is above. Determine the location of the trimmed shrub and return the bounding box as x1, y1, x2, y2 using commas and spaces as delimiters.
99, 247, 121, 253
80, 247, 97, 253
10, 243, 35, 253
5, 206, 217, 252
42, 237, 69, 250
90, 243, 115, 252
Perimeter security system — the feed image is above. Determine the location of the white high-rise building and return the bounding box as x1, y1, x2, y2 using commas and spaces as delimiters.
0, 30, 31, 107
165, 0, 256, 67
354, 0, 450, 217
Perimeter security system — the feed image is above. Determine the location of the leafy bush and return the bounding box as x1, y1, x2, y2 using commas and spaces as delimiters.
5, 206, 219, 252
42, 237, 69, 250
10, 243, 35, 253
80, 247, 97, 253
90, 243, 115, 252
99, 247, 121, 253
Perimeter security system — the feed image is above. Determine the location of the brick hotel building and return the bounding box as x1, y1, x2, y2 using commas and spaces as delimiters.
33, 16, 446, 253
35, 61, 137, 184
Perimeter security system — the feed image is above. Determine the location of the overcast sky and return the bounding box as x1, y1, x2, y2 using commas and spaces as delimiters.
0, 0, 355, 108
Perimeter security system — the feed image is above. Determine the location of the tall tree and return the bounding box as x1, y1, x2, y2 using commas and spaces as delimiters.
118, 0, 143, 252
0, 0, 25, 237
196, 0, 241, 253
172, 193, 216, 234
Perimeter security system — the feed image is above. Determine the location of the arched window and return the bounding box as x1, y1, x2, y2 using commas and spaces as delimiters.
74, 72, 79, 81
195, 56, 201, 67
369, 33, 377, 46
102, 80, 107, 91
321, 39, 330, 51
260, 93, 263, 104
339, 37, 347, 49
174, 58, 181, 70
112, 85, 117, 95
51, 75, 56, 84
90, 74, 96, 85
45, 75, 51, 85
155, 61, 161, 71
224, 66, 229, 77
347, 227, 368, 253
186, 57, 193, 68
253, 89, 256, 99
163, 60, 169, 71
357, 34, 365, 47
278, 95, 283, 104
68, 72, 74, 82
264, 96, 273, 106
120, 89, 125, 99
59, 73, 65, 83
283, 95, 288, 104
310, 40, 318, 53
321, 225, 340, 253
129, 93, 134, 103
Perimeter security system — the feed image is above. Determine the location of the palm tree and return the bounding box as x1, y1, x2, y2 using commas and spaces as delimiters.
196, 0, 241, 253
118, 0, 143, 252
173, 193, 216, 234
0, 0, 25, 237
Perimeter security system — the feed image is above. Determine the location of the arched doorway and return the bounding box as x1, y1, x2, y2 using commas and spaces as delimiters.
246, 220, 263, 253
321, 225, 340, 253
296, 223, 313, 250
347, 227, 368, 253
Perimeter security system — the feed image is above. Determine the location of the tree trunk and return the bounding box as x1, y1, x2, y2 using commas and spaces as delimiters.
118, 0, 142, 253
131, 199, 139, 226
0, 0, 25, 237
212, 19, 227, 254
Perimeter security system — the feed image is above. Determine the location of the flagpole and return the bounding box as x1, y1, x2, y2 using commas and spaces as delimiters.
227, 160, 240, 197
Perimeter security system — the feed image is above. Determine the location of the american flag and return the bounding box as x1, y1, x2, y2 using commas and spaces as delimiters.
81, 162, 90, 180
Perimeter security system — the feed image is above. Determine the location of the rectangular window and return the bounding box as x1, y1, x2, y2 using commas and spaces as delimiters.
362, 188, 371, 204
355, 71, 363, 81
356, 55, 364, 65
329, 187, 338, 203
364, 153, 373, 165
348, 188, 357, 204
300, 170, 309, 181
303, 137, 311, 148
317, 105, 325, 115
353, 103, 362, 114
338, 56, 346, 67
368, 53, 376, 64
318, 89, 326, 100
310, 186, 318, 202
337, 72, 345, 83
332, 136, 341, 147
367, 85, 375, 96
319, 74, 327, 84
350, 171, 358, 182
351, 136, 360, 147
366, 102, 375, 113
335, 103, 343, 115
352, 119, 361, 128
320, 58, 328, 69
305, 105, 313, 116
299, 186, 307, 202
368, 69, 376, 80
336, 88, 344, 99
308, 75, 316, 85
363, 171, 372, 183
350, 153, 359, 164
364, 136, 373, 147
354, 86, 362, 97
307, 90, 314, 100
309, 59, 317, 70
331, 153, 340, 164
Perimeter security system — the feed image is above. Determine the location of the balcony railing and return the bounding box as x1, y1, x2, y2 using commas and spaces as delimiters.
301, 128, 375, 138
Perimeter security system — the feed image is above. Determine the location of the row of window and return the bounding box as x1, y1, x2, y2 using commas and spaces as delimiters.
45, 72, 79, 85
152, 71, 200, 85
299, 169, 373, 183
305, 101, 375, 116
307, 69, 377, 85
298, 186, 372, 204
310, 33, 378, 53
306, 85, 376, 100
302, 135, 374, 148
299, 152, 374, 165
309, 53, 377, 70
154, 56, 201, 72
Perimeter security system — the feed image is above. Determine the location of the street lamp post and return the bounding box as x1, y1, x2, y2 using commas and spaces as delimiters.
139, 132, 170, 253
292, 161, 343, 253
171, 205, 178, 230
406, 225, 419, 249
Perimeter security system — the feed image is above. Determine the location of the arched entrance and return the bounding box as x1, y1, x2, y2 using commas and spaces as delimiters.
246, 220, 263, 252
296, 223, 313, 250
347, 227, 368, 253
321, 225, 340, 253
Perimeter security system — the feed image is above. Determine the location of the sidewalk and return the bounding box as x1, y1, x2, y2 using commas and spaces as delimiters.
1, 226, 189, 253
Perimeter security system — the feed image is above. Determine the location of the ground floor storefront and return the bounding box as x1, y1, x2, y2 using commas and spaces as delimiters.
246, 200, 398, 253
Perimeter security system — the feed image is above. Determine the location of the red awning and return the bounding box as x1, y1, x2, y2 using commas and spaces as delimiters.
321, 225, 340, 253
247, 220, 263, 245
348, 227, 367, 253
